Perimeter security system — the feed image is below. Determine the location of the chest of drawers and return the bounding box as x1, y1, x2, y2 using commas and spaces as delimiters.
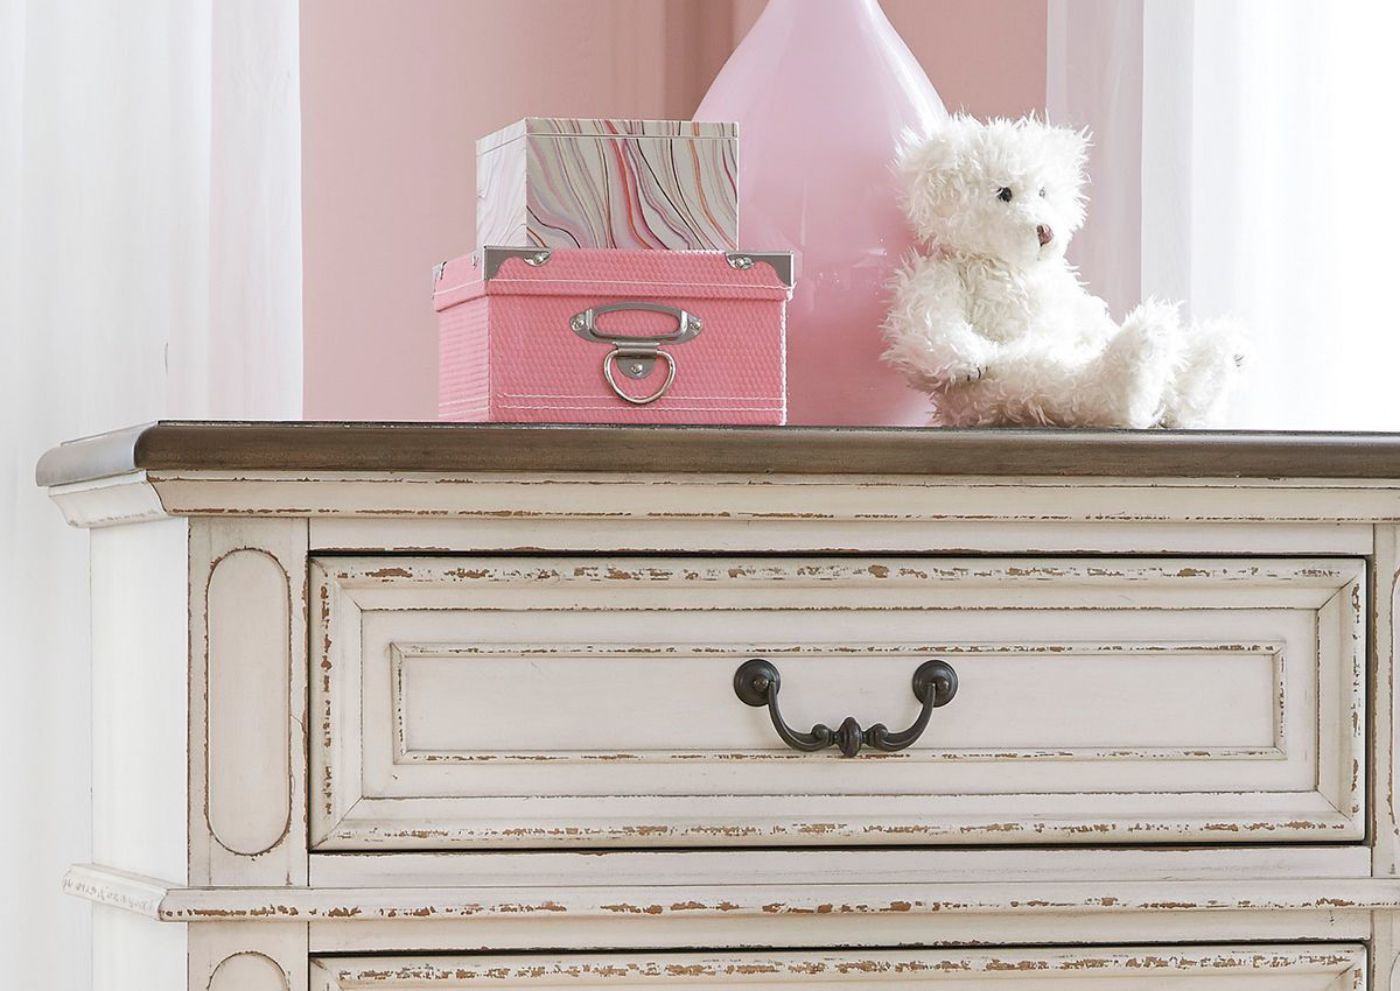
38, 422, 1400, 991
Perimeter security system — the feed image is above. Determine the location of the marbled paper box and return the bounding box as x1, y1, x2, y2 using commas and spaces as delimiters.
476, 118, 739, 251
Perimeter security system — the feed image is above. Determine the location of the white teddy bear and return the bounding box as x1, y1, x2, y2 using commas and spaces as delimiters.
882, 114, 1243, 428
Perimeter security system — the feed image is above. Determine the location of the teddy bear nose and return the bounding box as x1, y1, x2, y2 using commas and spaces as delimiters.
1036, 224, 1054, 247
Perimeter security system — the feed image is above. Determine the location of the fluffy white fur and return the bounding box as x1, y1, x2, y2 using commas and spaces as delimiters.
882, 114, 1244, 428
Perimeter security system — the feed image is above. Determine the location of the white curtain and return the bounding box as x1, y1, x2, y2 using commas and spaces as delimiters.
1051, 0, 1400, 429
0, 3, 301, 987
1046, 0, 1144, 320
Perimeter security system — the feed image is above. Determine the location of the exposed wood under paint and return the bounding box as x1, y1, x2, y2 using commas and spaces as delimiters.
61, 863, 1400, 923
311, 946, 1368, 990
309, 554, 1366, 850
306, 845, 1374, 888
46, 469, 1400, 532
42, 426, 1400, 987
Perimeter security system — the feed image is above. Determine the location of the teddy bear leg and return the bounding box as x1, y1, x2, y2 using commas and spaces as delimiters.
973, 354, 1092, 426
1160, 319, 1246, 428
1079, 305, 1183, 428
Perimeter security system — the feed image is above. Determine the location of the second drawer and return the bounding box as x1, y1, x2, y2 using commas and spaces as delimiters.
310, 556, 1365, 849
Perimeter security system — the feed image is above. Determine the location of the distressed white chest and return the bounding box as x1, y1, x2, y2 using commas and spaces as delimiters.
40, 421, 1400, 991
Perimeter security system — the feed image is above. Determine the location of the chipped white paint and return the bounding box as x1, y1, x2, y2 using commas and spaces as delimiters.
308, 913, 1376, 955
206, 548, 292, 856
310, 947, 1368, 991
62, 860, 1382, 951
58, 864, 1400, 922
311, 556, 1365, 848
306, 845, 1373, 888
187, 518, 308, 887
41, 451, 1400, 989
208, 951, 289, 991
43, 469, 1400, 530
189, 924, 306, 991
1379, 916, 1400, 991
1377, 524, 1400, 877
309, 516, 1380, 557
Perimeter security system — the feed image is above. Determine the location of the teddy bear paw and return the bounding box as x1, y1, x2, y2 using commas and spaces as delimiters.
925, 356, 988, 388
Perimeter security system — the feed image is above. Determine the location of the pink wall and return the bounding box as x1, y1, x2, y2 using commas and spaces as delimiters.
730, 0, 1049, 118
301, 0, 1048, 420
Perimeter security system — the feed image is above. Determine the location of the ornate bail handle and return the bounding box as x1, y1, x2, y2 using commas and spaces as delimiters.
733, 658, 958, 757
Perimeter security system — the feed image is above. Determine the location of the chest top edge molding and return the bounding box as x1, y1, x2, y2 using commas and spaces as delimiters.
35, 420, 1400, 488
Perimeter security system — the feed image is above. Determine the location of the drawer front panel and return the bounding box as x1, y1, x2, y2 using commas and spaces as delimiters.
310, 557, 1365, 849
312, 947, 1366, 991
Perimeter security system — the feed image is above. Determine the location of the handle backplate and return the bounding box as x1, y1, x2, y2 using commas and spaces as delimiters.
570, 301, 702, 406
734, 657, 958, 758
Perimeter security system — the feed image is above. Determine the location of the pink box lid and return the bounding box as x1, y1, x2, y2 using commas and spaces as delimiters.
477, 118, 738, 155
433, 248, 793, 312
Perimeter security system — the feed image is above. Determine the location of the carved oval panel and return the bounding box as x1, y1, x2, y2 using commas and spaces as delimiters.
206, 548, 292, 855
209, 951, 288, 991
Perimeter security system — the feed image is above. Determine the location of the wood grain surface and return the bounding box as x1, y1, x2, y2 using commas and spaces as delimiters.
35, 420, 1400, 485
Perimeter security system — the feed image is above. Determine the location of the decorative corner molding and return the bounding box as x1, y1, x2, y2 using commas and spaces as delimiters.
204, 547, 293, 857
210, 952, 290, 991
48, 472, 169, 527
60, 863, 1400, 924
62, 863, 173, 920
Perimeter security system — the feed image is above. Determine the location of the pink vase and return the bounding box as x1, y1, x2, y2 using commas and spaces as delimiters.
697, 0, 947, 426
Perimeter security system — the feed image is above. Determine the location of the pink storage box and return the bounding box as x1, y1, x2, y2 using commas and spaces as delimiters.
433, 247, 792, 424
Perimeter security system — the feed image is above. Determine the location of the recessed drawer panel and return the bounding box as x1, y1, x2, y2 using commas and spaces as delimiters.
310, 557, 1365, 849
312, 947, 1367, 991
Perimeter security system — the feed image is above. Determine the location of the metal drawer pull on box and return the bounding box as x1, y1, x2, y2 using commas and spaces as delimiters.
570, 301, 703, 405
734, 658, 958, 758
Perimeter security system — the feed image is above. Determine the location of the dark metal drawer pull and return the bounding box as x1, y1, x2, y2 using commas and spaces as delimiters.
733, 658, 958, 758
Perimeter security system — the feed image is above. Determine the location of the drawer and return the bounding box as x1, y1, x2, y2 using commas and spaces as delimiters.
310, 556, 1365, 849
311, 947, 1367, 991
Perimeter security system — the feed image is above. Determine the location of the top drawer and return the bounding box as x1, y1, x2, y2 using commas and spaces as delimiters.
310, 556, 1365, 849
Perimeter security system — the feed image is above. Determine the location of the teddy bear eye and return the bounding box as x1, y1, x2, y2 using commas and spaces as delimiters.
997, 187, 1013, 203
1038, 187, 1047, 198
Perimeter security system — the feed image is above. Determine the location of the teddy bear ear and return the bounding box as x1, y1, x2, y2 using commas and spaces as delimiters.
895, 115, 976, 240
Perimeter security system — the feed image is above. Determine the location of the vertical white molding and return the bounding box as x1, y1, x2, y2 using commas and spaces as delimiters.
1373, 525, 1400, 878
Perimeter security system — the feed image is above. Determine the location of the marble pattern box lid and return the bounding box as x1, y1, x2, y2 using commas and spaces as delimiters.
477, 117, 738, 154
475, 116, 740, 252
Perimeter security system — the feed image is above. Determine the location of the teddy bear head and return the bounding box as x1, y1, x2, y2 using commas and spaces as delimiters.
897, 114, 1089, 270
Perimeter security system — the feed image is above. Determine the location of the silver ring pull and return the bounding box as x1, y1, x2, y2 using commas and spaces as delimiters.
570, 302, 702, 407
604, 348, 677, 405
